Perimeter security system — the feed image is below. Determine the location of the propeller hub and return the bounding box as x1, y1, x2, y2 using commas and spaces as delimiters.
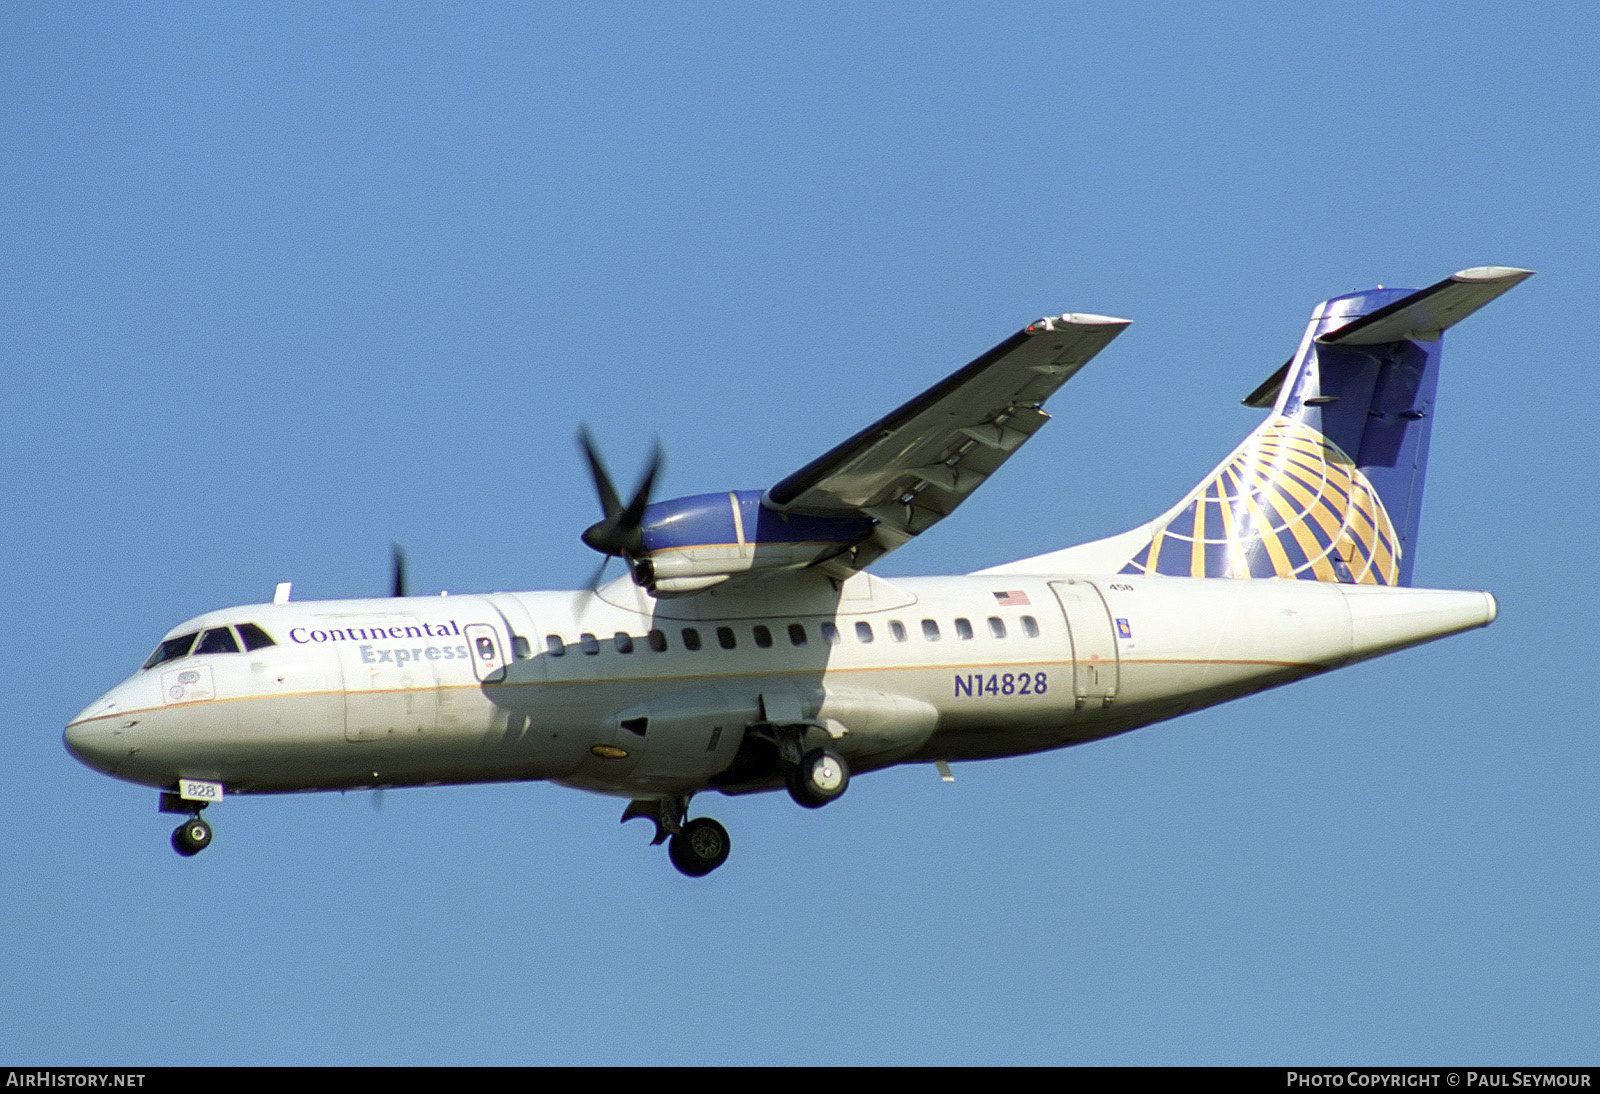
581, 518, 641, 557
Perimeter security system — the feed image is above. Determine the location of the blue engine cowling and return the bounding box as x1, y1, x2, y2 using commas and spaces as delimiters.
634, 490, 873, 594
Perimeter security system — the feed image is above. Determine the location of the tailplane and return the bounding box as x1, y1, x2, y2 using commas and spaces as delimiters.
1118, 266, 1531, 586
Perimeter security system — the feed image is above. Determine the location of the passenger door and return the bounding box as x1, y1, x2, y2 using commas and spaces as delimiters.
1049, 580, 1120, 707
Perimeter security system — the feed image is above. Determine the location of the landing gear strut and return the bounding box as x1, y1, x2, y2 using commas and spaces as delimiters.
622, 796, 732, 878
160, 791, 213, 857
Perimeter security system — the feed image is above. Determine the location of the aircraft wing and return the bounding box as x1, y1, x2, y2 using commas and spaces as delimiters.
764, 312, 1131, 570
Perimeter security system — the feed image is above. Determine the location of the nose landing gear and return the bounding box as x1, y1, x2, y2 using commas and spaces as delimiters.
171, 816, 212, 856
159, 789, 215, 857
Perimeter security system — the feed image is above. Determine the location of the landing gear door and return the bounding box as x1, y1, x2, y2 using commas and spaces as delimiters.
1049, 580, 1120, 706
464, 623, 507, 683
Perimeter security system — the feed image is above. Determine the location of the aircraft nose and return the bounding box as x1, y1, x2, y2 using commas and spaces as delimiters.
64, 711, 118, 773
64, 680, 148, 774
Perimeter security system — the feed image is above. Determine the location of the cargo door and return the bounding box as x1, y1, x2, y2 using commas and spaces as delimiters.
338, 619, 440, 742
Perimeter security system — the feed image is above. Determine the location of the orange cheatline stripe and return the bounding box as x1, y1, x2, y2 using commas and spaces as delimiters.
73, 653, 1331, 726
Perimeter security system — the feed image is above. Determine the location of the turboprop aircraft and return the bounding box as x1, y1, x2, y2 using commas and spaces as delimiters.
65, 266, 1530, 877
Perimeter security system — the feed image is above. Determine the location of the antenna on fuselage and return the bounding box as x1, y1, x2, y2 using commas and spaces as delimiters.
273, 582, 292, 604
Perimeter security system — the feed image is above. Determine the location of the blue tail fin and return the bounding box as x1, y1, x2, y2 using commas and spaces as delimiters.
1120, 267, 1530, 586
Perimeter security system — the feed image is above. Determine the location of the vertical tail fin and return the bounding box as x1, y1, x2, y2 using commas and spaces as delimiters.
1120, 267, 1531, 586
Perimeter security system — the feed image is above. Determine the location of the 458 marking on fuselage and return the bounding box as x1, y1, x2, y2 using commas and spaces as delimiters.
954, 672, 1049, 698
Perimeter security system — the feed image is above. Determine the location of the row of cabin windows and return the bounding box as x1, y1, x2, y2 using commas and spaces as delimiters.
544, 615, 1041, 658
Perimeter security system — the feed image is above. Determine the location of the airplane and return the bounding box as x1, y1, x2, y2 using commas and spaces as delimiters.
65, 265, 1531, 877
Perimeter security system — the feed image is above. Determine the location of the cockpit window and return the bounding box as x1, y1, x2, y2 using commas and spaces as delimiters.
236, 623, 276, 651
195, 627, 241, 655
142, 632, 199, 670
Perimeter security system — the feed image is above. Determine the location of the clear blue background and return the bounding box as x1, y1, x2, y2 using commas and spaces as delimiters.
5, 1, 1594, 1065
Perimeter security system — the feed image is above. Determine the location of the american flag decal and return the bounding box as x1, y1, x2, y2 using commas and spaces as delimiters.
992, 590, 1031, 606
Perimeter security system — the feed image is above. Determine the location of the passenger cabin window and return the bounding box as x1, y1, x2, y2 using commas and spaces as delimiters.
546, 635, 566, 657
682, 628, 702, 651
512, 635, 532, 660
1021, 615, 1040, 638
988, 617, 1007, 639
195, 627, 241, 655
954, 618, 974, 641
236, 623, 276, 651
648, 629, 668, 652
788, 624, 807, 647
922, 619, 941, 642
613, 632, 634, 654
855, 621, 874, 643
889, 620, 907, 643
716, 626, 737, 650
753, 625, 773, 648
579, 633, 600, 656
143, 632, 198, 670
821, 622, 841, 645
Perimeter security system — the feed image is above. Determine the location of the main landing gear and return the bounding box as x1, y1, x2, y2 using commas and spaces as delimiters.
622, 797, 730, 877
622, 743, 853, 878
668, 817, 731, 878
160, 790, 213, 857
744, 722, 853, 810
787, 747, 850, 809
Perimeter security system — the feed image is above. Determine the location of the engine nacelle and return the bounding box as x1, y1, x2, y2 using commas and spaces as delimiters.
634, 490, 872, 595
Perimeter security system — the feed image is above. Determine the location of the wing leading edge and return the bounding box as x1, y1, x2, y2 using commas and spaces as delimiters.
765, 313, 1130, 572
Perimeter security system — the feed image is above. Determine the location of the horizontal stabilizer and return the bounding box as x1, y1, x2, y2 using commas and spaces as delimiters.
1319, 266, 1533, 345
1242, 360, 1291, 409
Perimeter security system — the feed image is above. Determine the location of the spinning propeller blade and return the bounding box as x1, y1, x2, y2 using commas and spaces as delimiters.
576, 427, 663, 569
390, 543, 408, 599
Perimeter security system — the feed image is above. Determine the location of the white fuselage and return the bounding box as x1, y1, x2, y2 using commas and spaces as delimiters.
64, 570, 1496, 803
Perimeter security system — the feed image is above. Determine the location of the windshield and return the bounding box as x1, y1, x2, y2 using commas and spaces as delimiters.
195, 627, 241, 654
142, 632, 198, 671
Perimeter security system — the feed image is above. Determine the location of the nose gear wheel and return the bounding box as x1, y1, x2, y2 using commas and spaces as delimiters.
171, 817, 212, 856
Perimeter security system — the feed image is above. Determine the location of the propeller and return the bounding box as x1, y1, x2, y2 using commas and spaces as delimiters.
390, 542, 408, 599
577, 426, 663, 586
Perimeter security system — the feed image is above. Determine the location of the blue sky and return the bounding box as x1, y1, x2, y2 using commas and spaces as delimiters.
5, 1, 1596, 1065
